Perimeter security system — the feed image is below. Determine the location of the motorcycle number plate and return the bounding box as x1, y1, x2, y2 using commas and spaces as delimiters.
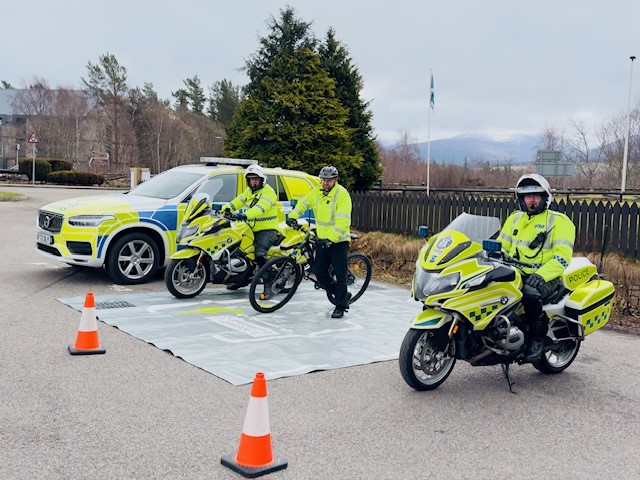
36, 232, 53, 245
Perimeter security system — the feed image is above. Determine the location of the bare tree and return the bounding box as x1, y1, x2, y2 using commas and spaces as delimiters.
12, 77, 55, 119
11, 78, 93, 164
380, 132, 424, 185
537, 125, 566, 152
562, 118, 603, 187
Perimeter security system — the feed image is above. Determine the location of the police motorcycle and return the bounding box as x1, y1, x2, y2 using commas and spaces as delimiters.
399, 213, 615, 392
164, 193, 304, 299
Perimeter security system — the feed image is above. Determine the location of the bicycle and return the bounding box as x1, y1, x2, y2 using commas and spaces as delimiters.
248, 220, 372, 313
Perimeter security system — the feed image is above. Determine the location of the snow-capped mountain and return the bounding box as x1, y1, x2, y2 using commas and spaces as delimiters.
415, 133, 540, 166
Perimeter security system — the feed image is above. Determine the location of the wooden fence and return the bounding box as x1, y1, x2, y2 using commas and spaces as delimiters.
351, 191, 640, 258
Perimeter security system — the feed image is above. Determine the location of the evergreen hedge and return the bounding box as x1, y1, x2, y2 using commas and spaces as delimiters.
18, 159, 51, 181
46, 170, 105, 186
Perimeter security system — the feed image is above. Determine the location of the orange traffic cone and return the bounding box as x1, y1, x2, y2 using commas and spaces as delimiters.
68, 292, 106, 355
221, 372, 287, 478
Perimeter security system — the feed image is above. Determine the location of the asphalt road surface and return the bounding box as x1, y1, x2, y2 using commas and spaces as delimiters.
1, 185, 639, 480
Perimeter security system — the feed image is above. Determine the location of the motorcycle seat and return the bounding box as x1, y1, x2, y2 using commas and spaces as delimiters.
542, 286, 569, 305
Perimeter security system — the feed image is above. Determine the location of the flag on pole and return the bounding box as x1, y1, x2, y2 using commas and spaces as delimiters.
429, 71, 435, 110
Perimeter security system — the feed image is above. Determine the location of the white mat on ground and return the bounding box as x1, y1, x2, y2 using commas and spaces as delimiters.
58, 281, 420, 385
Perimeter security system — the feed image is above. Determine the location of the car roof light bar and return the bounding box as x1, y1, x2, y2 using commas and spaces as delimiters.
200, 157, 259, 166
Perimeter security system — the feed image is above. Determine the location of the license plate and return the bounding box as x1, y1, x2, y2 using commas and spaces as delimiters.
36, 232, 53, 245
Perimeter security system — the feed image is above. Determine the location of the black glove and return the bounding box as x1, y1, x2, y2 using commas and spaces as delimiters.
316, 238, 331, 249
286, 217, 299, 228
230, 212, 247, 222
221, 207, 232, 216
525, 274, 544, 290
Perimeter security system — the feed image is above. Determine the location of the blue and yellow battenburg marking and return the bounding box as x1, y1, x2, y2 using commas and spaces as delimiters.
582, 299, 613, 335
468, 303, 500, 322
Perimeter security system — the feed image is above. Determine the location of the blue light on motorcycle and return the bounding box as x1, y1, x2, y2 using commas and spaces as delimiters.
483, 239, 501, 252
418, 225, 429, 238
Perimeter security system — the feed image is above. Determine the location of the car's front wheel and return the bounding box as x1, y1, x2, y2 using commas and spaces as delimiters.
106, 232, 160, 284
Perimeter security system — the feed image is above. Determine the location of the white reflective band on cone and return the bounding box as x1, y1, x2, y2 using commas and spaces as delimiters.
242, 397, 270, 437
78, 307, 97, 332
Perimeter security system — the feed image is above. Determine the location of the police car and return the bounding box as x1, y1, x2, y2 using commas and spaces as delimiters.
36, 158, 319, 284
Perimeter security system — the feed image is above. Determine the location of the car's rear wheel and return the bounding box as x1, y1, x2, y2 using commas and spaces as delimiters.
106, 232, 160, 284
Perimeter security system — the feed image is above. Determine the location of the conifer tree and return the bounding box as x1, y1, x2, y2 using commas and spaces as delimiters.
319, 29, 381, 191
208, 79, 242, 127
225, 7, 359, 188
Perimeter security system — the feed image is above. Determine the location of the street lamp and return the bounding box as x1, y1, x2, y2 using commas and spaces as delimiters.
621, 55, 636, 194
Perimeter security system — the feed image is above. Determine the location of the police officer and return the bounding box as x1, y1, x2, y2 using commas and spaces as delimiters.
286, 165, 353, 318
222, 164, 280, 289
498, 174, 575, 361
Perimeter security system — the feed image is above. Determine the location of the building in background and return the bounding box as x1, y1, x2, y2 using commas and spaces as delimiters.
0, 90, 28, 169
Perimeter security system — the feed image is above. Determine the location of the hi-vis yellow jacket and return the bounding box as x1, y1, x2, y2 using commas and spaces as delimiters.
498, 209, 575, 281
290, 183, 352, 243
223, 184, 280, 232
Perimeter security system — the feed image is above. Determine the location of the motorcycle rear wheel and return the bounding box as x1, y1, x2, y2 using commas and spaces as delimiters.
399, 329, 456, 391
249, 256, 303, 313
532, 339, 581, 374
326, 252, 372, 306
165, 258, 208, 299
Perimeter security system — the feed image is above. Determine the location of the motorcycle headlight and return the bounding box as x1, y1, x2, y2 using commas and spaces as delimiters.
414, 270, 460, 299
177, 224, 199, 242
67, 215, 116, 227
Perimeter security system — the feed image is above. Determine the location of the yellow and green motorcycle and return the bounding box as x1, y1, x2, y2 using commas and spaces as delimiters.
164, 193, 304, 299
399, 213, 615, 391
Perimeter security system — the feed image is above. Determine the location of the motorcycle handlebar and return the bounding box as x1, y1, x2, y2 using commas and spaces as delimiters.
489, 251, 531, 269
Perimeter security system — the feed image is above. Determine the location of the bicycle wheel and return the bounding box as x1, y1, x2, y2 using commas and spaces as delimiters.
249, 256, 303, 313
326, 252, 372, 306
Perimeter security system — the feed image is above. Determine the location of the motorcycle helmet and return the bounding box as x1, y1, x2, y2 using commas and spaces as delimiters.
318, 165, 339, 179
515, 174, 552, 215
245, 164, 267, 192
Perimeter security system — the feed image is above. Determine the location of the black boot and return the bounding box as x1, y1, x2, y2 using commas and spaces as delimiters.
524, 337, 544, 362
524, 314, 548, 362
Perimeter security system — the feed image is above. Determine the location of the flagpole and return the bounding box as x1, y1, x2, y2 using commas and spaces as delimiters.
427, 69, 434, 196
427, 100, 431, 196
621, 55, 636, 194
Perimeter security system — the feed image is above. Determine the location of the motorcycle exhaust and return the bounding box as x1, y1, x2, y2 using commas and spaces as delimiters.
469, 349, 494, 366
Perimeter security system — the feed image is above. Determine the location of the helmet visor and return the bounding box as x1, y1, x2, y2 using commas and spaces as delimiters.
516, 185, 546, 195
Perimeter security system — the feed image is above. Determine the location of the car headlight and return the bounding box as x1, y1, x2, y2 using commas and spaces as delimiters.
67, 215, 116, 227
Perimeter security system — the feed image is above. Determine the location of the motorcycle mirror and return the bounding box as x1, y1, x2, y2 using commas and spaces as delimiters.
483, 239, 502, 252
418, 225, 429, 238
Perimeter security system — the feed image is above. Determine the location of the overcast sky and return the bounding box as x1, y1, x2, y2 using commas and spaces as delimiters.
3, 1, 638, 143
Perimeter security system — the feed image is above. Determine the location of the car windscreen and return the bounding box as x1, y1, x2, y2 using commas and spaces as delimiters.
127, 171, 204, 199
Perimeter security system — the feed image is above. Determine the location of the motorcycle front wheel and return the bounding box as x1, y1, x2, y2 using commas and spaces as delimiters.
326, 252, 373, 306
399, 329, 456, 391
165, 258, 208, 299
249, 256, 303, 313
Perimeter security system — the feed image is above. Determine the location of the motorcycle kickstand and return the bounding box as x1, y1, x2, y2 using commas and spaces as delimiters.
501, 364, 517, 394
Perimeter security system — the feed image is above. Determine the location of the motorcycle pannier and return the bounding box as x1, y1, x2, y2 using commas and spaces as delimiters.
564, 280, 615, 336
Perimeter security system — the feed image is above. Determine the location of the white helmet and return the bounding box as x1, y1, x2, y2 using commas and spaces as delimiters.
245, 165, 267, 192
515, 174, 552, 215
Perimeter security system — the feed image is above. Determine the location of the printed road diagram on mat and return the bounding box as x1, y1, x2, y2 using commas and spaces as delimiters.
58, 281, 420, 385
